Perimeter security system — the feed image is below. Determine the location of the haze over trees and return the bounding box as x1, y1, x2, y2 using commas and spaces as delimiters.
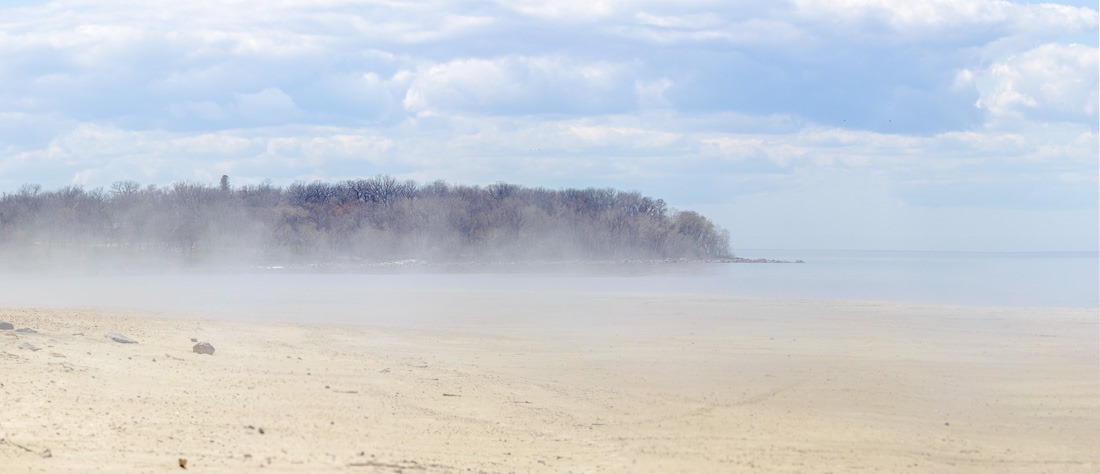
0, 176, 732, 270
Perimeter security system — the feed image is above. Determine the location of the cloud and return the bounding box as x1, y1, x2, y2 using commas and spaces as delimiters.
1, 0, 1094, 131
0, 0, 1096, 250
8, 110, 1091, 205
970, 43, 1099, 128
499, 0, 625, 21
402, 56, 642, 116
790, 0, 1096, 40
608, 1, 1095, 134
235, 87, 301, 122
169, 100, 228, 122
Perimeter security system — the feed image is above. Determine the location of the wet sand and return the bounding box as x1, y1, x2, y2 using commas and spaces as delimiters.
1, 293, 1097, 472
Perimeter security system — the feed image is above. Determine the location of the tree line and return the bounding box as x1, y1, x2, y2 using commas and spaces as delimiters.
0, 176, 732, 270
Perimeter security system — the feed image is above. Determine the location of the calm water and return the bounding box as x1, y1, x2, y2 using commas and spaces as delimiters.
0, 251, 1096, 311
716, 250, 1099, 307
419, 250, 1098, 307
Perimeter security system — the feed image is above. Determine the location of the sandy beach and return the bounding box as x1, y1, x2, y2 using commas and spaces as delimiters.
1, 293, 1097, 473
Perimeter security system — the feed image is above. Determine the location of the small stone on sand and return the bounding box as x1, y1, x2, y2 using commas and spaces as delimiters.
105, 332, 138, 344
193, 342, 215, 355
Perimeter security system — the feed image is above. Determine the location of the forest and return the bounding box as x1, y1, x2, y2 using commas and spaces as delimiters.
0, 176, 733, 270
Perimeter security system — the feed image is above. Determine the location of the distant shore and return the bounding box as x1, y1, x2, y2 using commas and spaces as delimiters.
253, 256, 805, 272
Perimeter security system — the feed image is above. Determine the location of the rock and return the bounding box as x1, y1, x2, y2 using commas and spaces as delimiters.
17, 342, 40, 351
193, 342, 215, 355
0, 321, 13, 330
15, 328, 38, 334
190, 337, 197, 342
105, 332, 138, 344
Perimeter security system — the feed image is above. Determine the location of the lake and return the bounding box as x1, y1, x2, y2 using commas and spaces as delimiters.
0, 251, 1095, 315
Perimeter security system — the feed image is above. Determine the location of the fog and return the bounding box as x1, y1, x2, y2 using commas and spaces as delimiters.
3, 178, 1095, 329
0, 177, 740, 333
0, 177, 732, 276
0, 271, 719, 338
1, 251, 1094, 331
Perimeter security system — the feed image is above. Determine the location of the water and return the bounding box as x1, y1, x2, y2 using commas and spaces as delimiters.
717, 250, 1099, 307
429, 250, 1097, 307
0, 251, 1096, 313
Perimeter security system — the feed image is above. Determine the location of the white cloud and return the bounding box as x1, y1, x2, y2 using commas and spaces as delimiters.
634, 77, 674, 109
235, 87, 301, 121
791, 0, 1096, 37
500, 0, 625, 21
0, 0, 1096, 250
616, 16, 810, 46
169, 100, 228, 122
634, 11, 724, 30
402, 56, 640, 115
972, 43, 1099, 128
792, 0, 1010, 28
567, 124, 683, 149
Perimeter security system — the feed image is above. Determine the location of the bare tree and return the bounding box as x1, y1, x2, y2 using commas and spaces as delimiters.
109, 181, 142, 197
0, 176, 734, 269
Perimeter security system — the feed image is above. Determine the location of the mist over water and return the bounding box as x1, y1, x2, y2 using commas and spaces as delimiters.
6, 183, 1091, 313
718, 250, 1099, 308
0, 251, 1095, 325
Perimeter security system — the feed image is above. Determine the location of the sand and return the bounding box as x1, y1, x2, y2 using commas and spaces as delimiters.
1, 293, 1097, 473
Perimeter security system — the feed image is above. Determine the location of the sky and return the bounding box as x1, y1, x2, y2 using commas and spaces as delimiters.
0, 0, 1096, 252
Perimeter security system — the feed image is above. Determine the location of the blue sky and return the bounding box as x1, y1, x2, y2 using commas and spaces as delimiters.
0, 0, 1096, 251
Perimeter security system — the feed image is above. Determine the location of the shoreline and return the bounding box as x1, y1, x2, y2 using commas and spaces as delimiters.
3, 295, 1097, 472
2, 267, 1094, 313
0, 256, 805, 278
